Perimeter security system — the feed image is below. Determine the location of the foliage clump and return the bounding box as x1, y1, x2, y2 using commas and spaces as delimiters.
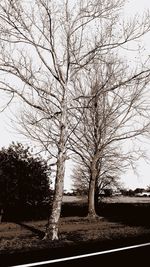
0, 142, 51, 220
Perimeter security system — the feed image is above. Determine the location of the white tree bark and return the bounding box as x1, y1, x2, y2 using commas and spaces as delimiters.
44, 84, 68, 240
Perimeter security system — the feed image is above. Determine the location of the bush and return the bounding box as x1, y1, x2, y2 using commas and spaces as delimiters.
0, 142, 52, 221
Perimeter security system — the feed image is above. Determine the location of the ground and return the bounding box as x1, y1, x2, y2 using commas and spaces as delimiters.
0, 196, 150, 266
1, 217, 150, 253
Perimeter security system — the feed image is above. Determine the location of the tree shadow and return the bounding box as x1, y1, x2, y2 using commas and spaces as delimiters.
63, 231, 84, 242
97, 203, 150, 229
16, 222, 45, 239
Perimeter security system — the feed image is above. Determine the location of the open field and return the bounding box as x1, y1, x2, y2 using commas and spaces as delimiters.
63, 195, 150, 204
102, 196, 150, 203
62, 195, 85, 203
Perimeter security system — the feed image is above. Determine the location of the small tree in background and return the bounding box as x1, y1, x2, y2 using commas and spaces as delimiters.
0, 142, 51, 220
146, 186, 150, 192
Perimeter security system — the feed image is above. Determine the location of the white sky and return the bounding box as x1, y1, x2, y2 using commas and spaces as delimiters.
0, 0, 150, 191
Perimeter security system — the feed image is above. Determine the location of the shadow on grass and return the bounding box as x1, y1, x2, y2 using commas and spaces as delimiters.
97, 203, 150, 229
63, 231, 84, 242
62, 202, 150, 229
16, 222, 45, 239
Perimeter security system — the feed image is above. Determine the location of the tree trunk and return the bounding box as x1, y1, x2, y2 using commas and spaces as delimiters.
44, 85, 68, 240
95, 179, 99, 214
87, 161, 98, 218
0, 208, 3, 223
44, 153, 65, 240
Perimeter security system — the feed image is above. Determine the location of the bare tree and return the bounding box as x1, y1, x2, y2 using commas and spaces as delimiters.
72, 146, 123, 197
69, 55, 150, 217
0, 0, 150, 238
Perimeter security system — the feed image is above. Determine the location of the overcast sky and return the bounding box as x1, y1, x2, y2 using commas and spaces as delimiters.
0, 0, 150, 191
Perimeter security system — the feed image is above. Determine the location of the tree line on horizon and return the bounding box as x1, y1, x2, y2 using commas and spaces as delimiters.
0, 0, 150, 240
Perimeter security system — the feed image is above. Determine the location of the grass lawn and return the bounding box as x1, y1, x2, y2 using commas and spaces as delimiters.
1, 198, 150, 266
0, 216, 150, 254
